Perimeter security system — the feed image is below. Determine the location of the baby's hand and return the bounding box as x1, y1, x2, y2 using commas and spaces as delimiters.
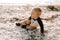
40, 33, 45, 36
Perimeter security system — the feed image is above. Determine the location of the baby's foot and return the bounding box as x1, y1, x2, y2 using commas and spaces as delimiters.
16, 23, 21, 26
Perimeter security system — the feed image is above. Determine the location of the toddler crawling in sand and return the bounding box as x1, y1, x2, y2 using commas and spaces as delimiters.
16, 8, 44, 36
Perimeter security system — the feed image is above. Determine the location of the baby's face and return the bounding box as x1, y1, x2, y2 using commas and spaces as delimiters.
31, 11, 41, 18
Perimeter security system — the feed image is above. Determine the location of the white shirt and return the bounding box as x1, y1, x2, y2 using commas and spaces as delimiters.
30, 19, 40, 32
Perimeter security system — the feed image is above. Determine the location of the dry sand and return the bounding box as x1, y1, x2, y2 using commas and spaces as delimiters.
0, 5, 60, 40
